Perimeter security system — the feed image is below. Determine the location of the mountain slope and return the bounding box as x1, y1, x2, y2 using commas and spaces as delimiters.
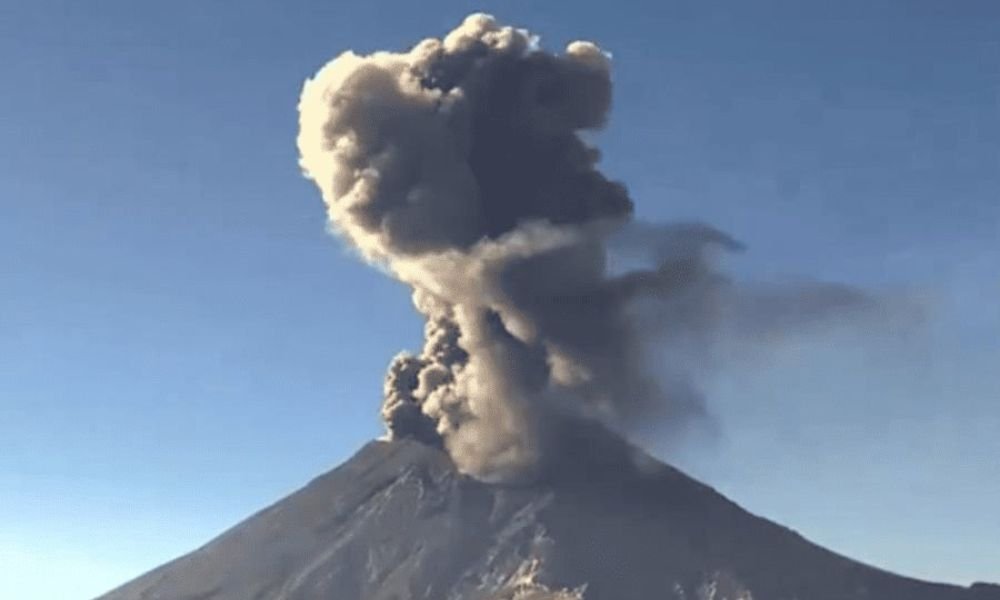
96, 433, 999, 600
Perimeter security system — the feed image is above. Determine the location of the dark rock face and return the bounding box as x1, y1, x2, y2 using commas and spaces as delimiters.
96, 436, 997, 600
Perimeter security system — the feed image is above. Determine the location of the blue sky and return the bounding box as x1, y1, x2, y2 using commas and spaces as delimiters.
1, 1, 997, 598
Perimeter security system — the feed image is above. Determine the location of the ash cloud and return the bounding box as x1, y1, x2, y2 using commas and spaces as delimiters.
297, 14, 874, 481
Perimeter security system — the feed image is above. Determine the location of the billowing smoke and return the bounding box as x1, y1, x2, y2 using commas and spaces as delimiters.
297, 14, 872, 481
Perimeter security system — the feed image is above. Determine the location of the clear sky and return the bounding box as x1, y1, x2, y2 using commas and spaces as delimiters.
1, 1, 997, 598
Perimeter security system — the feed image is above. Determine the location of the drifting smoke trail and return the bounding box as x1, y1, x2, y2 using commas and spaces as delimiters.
297, 14, 873, 481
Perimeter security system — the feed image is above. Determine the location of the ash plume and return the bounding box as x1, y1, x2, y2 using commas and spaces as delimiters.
297, 14, 871, 481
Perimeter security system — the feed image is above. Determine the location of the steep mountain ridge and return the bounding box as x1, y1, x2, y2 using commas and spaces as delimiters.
96, 435, 999, 600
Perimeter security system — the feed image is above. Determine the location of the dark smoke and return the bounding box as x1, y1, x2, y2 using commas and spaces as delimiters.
297, 14, 874, 481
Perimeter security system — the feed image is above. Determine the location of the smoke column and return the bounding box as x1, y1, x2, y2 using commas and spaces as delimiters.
297, 14, 869, 481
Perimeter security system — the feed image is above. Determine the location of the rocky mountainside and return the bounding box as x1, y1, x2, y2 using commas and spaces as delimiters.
96, 430, 999, 600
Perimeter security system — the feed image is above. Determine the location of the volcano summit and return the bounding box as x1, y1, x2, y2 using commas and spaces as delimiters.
97, 429, 998, 600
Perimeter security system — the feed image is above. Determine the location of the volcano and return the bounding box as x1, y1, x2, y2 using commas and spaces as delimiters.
96, 429, 998, 600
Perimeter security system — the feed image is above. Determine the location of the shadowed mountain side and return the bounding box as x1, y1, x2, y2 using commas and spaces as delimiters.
96, 432, 1000, 600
